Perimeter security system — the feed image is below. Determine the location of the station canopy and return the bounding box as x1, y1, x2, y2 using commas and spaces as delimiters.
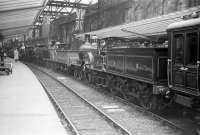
0, 0, 97, 38
76, 6, 200, 40
0, 0, 47, 38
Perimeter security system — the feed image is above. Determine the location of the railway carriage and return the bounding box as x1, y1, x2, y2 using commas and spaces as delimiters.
167, 17, 200, 108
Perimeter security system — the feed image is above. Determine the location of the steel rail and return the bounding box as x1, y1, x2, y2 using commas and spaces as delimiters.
55, 66, 196, 135
35, 74, 81, 135
58, 62, 196, 135
90, 84, 196, 135
30, 64, 133, 135
114, 96, 195, 135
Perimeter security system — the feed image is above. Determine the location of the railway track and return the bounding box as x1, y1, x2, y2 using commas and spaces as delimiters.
29, 64, 197, 135
31, 67, 132, 135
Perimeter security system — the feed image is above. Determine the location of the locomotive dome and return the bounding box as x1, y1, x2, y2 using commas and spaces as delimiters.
79, 41, 97, 50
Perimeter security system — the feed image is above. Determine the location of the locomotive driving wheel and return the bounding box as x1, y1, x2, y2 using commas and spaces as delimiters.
137, 83, 159, 110
140, 94, 158, 110
86, 72, 92, 83
73, 70, 78, 79
79, 70, 84, 80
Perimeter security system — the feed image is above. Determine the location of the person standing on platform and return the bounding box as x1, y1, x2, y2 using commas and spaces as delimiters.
0, 44, 4, 66
49, 40, 57, 60
14, 48, 19, 62
0, 33, 4, 66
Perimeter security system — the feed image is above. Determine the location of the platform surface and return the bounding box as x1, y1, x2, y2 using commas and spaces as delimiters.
0, 58, 67, 135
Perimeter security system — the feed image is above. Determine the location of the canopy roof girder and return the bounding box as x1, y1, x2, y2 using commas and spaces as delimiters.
34, 0, 91, 28
0, 0, 96, 37
0, 0, 43, 13
42, 10, 69, 16
46, 1, 89, 9
0, 0, 46, 37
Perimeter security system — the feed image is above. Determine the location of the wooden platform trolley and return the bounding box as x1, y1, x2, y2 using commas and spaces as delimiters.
0, 60, 12, 75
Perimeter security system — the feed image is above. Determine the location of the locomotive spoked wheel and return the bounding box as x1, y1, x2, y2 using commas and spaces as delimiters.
73, 70, 78, 79
86, 73, 92, 83
139, 94, 169, 111
139, 94, 158, 111
109, 88, 119, 96
137, 84, 159, 111
79, 71, 83, 80
79, 70, 86, 80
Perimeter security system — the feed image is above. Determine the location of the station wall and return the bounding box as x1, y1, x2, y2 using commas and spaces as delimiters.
84, 0, 200, 32
47, 0, 200, 50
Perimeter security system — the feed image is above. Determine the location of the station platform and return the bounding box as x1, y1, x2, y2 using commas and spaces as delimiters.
0, 58, 67, 135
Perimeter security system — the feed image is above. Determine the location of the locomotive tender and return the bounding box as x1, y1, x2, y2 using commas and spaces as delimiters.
32, 13, 200, 110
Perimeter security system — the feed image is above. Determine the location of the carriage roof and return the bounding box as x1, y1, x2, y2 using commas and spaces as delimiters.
75, 6, 200, 40
167, 17, 200, 30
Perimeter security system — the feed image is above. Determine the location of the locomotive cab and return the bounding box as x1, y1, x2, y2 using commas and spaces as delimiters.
167, 17, 200, 107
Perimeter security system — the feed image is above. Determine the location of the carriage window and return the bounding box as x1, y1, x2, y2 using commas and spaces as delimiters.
174, 34, 184, 64
186, 32, 198, 65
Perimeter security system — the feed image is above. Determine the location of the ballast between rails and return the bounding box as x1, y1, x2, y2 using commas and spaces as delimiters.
35, 71, 80, 135
64, 64, 196, 135
31, 64, 196, 135
30, 64, 133, 135
113, 96, 195, 135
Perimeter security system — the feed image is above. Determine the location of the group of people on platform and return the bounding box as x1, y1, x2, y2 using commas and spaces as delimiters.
0, 39, 18, 64
0, 44, 4, 66
0, 46, 19, 64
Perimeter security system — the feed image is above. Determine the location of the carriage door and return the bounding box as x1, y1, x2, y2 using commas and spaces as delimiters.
172, 31, 199, 93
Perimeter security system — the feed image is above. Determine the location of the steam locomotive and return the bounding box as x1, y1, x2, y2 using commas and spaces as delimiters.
30, 15, 200, 111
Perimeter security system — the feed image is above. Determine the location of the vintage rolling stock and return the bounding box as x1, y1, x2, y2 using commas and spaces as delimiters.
167, 17, 200, 107
28, 14, 200, 111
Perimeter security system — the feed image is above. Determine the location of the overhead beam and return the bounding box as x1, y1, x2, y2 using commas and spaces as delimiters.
3, 30, 27, 37
42, 10, 69, 16
0, 12, 36, 23
42, 0, 49, 6
0, 4, 43, 13
46, 1, 89, 9
2, 25, 32, 37
33, 0, 90, 29
0, 19, 33, 30
1, 25, 32, 31
0, 8, 39, 18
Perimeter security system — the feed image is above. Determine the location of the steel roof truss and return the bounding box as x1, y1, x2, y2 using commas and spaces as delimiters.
46, 1, 88, 9
42, 10, 69, 16
35, 0, 89, 22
